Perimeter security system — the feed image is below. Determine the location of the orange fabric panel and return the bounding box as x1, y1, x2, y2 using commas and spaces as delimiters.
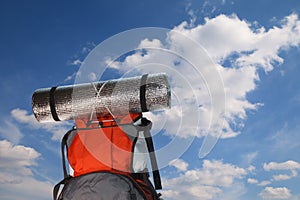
68, 132, 112, 177
110, 126, 133, 171
69, 113, 140, 176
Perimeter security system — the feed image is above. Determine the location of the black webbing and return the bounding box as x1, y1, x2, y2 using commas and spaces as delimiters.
49, 87, 60, 121
53, 179, 63, 200
140, 74, 149, 112
53, 128, 74, 200
141, 117, 162, 190
53, 176, 72, 200
61, 128, 74, 179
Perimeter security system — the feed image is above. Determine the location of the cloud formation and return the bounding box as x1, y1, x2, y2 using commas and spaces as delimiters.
11, 108, 71, 141
104, 13, 300, 144
0, 140, 52, 200
135, 13, 300, 199
163, 159, 248, 200
259, 187, 291, 199
169, 158, 189, 171
247, 159, 299, 196
264, 160, 299, 182
172, 13, 300, 136
264, 160, 300, 171
0, 120, 23, 144
0, 140, 40, 178
0, 110, 68, 199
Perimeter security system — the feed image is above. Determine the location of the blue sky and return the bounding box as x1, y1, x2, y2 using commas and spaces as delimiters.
1, 0, 300, 200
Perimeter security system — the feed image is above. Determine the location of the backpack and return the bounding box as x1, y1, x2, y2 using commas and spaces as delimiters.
53, 113, 162, 200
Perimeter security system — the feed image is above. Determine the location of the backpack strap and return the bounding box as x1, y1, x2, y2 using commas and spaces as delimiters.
138, 117, 162, 190
61, 127, 75, 178
49, 86, 60, 122
53, 176, 72, 200
140, 74, 149, 112
53, 127, 75, 200
139, 74, 162, 189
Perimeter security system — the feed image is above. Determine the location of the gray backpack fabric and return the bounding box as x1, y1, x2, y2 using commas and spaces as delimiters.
57, 172, 145, 200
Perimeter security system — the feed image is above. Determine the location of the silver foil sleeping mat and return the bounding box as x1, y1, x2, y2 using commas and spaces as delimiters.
32, 73, 171, 122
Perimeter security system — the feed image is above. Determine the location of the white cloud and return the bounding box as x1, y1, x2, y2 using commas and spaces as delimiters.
248, 160, 300, 187
0, 140, 52, 200
259, 187, 291, 199
11, 108, 71, 141
0, 176, 53, 200
11, 108, 40, 128
170, 13, 299, 137
138, 38, 163, 49
0, 120, 23, 144
64, 71, 82, 82
175, 13, 300, 70
247, 165, 256, 172
268, 162, 299, 181
263, 160, 300, 171
272, 172, 297, 181
169, 158, 189, 171
172, 13, 300, 136
199, 0, 226, 16
0, 140, 40, 171
70, 59, 82, 66
163, 160, 248, 200
104, 13, 300, 144
174, 14, 257, 60
64, 74, 73, 82
247, 178, 258, 184
257, 180, 272, 187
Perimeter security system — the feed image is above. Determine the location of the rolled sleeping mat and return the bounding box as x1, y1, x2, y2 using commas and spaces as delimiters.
32, 73, 171, 123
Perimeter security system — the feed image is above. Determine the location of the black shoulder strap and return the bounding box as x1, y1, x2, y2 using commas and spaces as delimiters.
61, 127, 75, 179
139, 117, 162, 190
53, 176, 72, 200
53, 127, 75, 200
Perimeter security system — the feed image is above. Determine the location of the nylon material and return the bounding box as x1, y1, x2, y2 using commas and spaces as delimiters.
111, 126, 134, 172
49, 87, 60, 121
132, 132, 148, 173
61, 173, 145, 200
67, 135, 85, 176
66, 130, 77, 147
69, 127, 134, 175
32, 73, 170, 122
80, 130, 112, 173
68, 132, 112, 176
140, 74, 149, 112
121, 124, 138, 141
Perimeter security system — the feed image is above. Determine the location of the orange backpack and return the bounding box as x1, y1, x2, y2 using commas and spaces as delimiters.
53, 113, 162, 200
